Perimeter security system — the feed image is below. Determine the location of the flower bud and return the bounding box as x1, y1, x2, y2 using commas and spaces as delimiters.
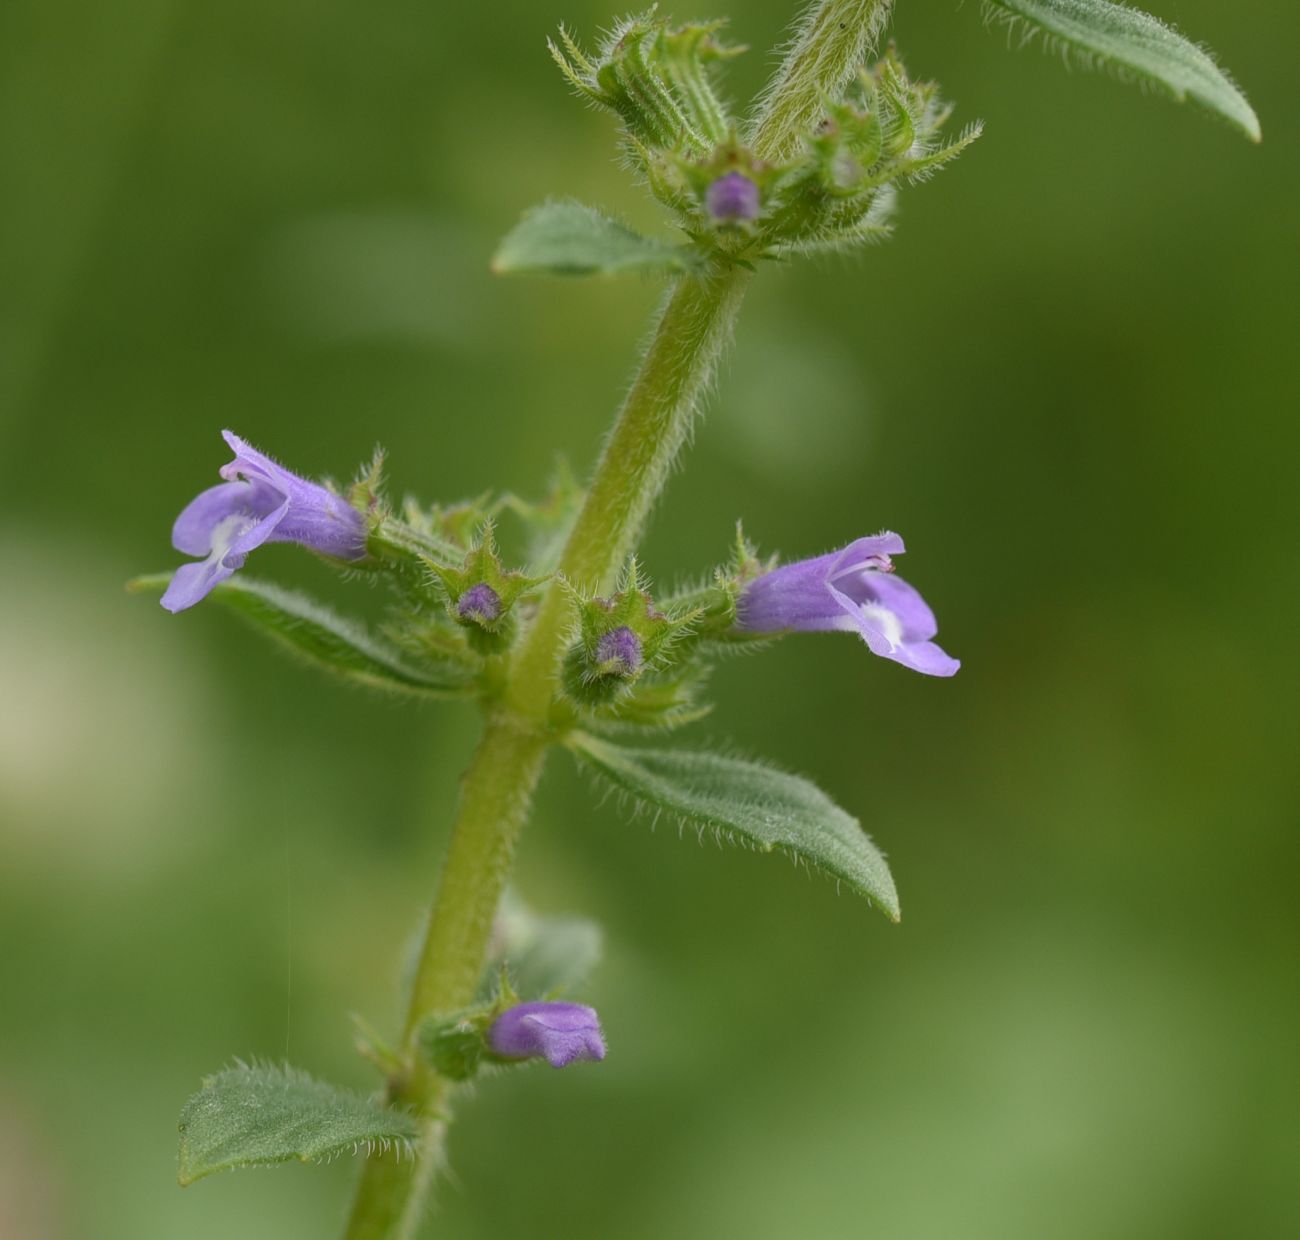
426, 525, 546, 655
706, 171, 760, 222
456, 582, 502, 624
488, 1001, 606, 1069
594, 625, 644, 677
561, 562, 696, 708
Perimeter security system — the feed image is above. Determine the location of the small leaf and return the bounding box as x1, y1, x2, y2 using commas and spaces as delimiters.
983, 0, 1259, 141
569, 734, 899, 920
492, 201, 699, 277
130, 574, 470, 697
487, 895, 603, 1001
177, 1063, 419, 1186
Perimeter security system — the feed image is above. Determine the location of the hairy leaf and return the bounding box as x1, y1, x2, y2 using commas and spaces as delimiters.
983, 0, 1259, 140
177, 1064, 419, 1186
130, 574, 470, 696
492, 201, 698, 277
569, 734, 899, 919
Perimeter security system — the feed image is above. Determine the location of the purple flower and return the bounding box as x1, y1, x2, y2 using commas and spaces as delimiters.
595, 625, 643, 677
161, 431, 367, 613
488, 1001, 606, 1069
736, 533, 959, 677
706, 171, 760, 222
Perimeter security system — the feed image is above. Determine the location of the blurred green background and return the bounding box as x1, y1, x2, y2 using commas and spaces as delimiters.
2, 2, 1296, 1236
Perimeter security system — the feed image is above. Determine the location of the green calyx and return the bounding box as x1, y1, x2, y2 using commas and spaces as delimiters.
562, 561, 697, 707
551, 12, 742, 155
758, 50, 981, 256
418, 972, 520, 1084
425, 524, 547, 655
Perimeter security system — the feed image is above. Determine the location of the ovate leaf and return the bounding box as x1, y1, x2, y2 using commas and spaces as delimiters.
569, 734, 899, 920
492, 201, 698, 276
984, 0, 1259, 141
130, 574, 470, 697
177, 1063, 419, 1186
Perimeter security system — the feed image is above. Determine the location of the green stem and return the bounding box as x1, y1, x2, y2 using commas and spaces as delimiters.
341, 265, 749, 1240
342, 6, 881, 1232
508, 262, 750, 719
749, 0, 893, 161
343, 717, 547, 1239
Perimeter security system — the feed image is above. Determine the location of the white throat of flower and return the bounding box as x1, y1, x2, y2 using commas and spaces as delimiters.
860, 602, 903, 649
207, 512, 258, 568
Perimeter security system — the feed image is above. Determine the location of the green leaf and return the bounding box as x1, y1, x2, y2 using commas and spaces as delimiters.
177, 1063, 419, 1186
491, 201, 699, 277
569, 734, 900, 920
487, 893, 603, 1000
983, 0, 1259, 141
129, 574, 471, 697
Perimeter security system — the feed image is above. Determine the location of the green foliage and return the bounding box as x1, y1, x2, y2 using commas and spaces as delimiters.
568, 734, 900, 920
983, 0, 1260, 141
764, 51, 981, 256
176, 1064, 419, 1186
486, 894, 603, 1001
513, 13, 978, 272
421, 1012, 491, 1082
491, 201, 699, 277
750, 0, 896, 161
549, 14, 742, 154
128, 574, 471, 697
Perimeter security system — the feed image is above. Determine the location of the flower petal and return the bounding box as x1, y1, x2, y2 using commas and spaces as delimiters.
736, 552, 843, 632
160, 555, 239, 613
856, 571, 939, 642
829, 532, 906, 579
888, 639, 960, 677
827, 574, 959, 677
171, 481, 276, 556
219, 429, 293, 493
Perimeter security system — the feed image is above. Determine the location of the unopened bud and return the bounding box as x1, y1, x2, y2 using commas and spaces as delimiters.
457, 582, 502, 624
706, 171, 760, 222
595, 625, 644, 677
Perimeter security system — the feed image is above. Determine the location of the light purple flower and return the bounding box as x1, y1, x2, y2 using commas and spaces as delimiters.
706, 171, 760, 222
736, 533, 959, 677
488, 1001, 606, 1069
161, 431, 367, 613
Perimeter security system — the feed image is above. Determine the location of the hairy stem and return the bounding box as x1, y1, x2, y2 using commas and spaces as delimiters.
507, 262, 750, 721
341, 5, 880, 1234
749, 0, 894, 161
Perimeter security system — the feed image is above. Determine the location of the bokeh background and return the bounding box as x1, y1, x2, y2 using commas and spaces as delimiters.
2, 2, 1296, 1236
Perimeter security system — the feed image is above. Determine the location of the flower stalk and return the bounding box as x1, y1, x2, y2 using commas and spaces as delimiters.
341, 4, 899, 1234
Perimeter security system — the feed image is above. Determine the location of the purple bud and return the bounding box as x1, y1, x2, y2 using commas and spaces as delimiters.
488, 1001, 606, 1069
735, 533, 960, 677
595, 625, 643, 676
706, 171, 760, 222
162, 431, 367, 613
457, 582, 502, 624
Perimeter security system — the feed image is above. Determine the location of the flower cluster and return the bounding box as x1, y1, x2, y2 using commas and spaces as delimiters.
550, 14, 978, 262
